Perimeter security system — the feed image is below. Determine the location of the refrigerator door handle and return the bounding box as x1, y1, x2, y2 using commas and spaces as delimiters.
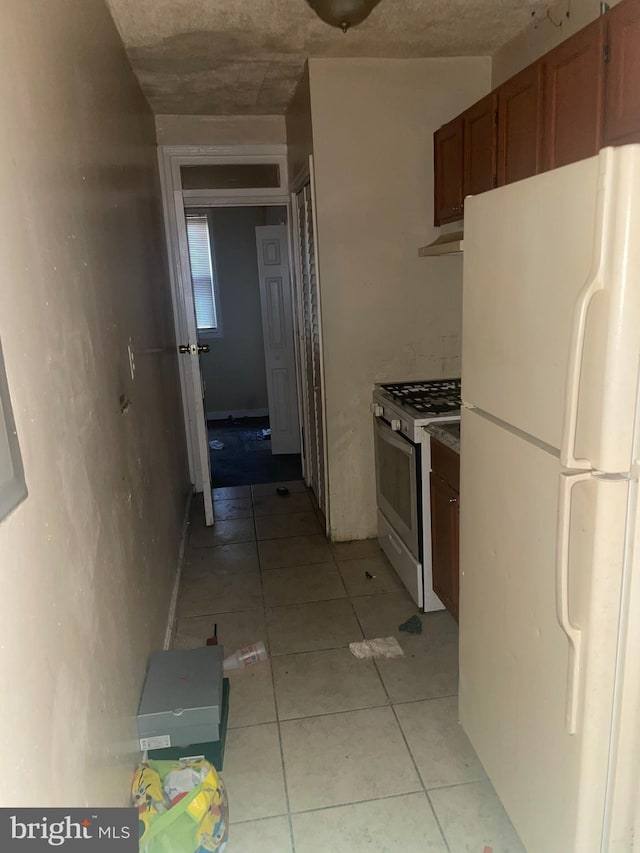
556, 470, 591, 734
561, 154, 610, 470
562, 276, 602, 470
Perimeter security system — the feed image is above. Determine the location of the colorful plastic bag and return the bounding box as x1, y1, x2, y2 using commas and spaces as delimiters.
132, 759, 228, 853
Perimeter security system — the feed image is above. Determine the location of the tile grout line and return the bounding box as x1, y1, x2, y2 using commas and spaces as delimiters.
230, 788, 439, 824
260, 558, 342, 576
178, 605, 262, 620
187, 484, 320, 853
225, 690, 462, 730
187, 497, 458, 848
393, 698, 452, 853
350, 597, 452, 853
254, 502, 298, 853
274, 704, 297, 852
176, 607, 264, 625
423, 778, 488, 794
229, 702, 389, 731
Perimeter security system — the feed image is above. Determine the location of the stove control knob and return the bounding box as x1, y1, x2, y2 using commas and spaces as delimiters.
390, 419, 401, 432
370, 403, 383, 417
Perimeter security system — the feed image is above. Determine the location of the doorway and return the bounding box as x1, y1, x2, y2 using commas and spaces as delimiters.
183, 204, 302, 488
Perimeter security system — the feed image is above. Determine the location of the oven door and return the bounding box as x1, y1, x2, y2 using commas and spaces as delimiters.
373, 416, 420, 559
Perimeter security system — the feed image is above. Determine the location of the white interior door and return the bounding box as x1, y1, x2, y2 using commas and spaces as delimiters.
294, 180, 327, 515
255, 225, 300, 455
459, 406, 628, 852
173, 191, 214, 525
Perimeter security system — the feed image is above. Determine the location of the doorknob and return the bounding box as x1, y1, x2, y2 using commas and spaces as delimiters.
178, 343, 210, 355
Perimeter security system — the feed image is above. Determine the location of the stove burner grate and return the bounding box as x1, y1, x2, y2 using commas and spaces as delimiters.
380, 378, 461, 415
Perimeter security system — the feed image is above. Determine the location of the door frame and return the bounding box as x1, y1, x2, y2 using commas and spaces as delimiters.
290, 174, 311, 493
157, 144, 304, 499
290, 157, 330, 530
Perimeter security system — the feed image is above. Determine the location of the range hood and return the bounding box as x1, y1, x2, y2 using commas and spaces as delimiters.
418, 230, 464, 257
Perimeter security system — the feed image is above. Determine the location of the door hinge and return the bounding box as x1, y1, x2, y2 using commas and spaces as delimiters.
604, 40, 611, 63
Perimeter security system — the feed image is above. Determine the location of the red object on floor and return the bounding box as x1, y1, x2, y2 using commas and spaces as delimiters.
206, 624, 218, 646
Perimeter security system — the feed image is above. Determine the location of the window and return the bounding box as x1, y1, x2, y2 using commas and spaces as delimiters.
180, 163, 280, 190
185, 212, 221, 333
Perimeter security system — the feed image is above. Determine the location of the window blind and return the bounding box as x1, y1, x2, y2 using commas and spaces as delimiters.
185, 213, 217, 330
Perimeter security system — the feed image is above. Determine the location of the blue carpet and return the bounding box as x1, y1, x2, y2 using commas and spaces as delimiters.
208, 417, 302, 487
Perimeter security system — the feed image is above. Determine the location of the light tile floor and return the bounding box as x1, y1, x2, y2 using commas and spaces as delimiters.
174, 481, 525, 853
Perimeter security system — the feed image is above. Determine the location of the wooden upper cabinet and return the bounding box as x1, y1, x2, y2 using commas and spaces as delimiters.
463, 92, 498, 198
542, 17, 605, 170
431, 0, 639, 220
496, 61, 544, 186
603, 0, 640, 145
434, 116, 463, 225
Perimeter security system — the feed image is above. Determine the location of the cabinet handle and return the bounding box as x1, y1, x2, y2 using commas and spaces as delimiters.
449, 497, 457, 503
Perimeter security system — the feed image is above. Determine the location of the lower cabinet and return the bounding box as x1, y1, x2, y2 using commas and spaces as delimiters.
430, 438, 460, 621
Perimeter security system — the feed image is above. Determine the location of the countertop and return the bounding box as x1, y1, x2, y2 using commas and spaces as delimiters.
425, 422, 460, 454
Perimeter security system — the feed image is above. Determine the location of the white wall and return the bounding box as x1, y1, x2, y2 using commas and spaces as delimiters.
0, 0, 189, 805
492, 0, 623, 86
308, 57, 491, 541
285, 65, 313, 184
155, 114, 287, 147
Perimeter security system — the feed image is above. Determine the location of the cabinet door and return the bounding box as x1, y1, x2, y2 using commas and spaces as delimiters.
463, 92, 498, 198
430, 473, 459, 621
497, 61, 544, 186
430, 438, 460, 621
542, 17, 605, 170
434, 117, 463, 225
603, 0, 640, 145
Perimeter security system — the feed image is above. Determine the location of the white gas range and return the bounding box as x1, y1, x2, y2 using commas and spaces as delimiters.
371, 378, 461, 611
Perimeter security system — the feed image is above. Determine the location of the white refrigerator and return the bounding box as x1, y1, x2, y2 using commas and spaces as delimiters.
459, 145, 640, 853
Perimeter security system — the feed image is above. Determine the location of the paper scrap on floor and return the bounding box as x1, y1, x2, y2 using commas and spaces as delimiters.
349, 637, 404, 659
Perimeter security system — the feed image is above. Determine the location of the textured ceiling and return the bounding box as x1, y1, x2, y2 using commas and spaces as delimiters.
106, 0, 547, 115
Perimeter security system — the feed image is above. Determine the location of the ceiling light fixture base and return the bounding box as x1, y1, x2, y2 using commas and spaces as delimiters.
305, 0, 382, 32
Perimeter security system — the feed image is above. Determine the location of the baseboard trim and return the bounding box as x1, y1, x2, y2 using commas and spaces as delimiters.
206, 408, 269, 421
164, 489, 193, 650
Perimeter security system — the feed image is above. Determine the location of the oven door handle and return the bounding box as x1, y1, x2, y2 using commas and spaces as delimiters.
375, 417, 415, 455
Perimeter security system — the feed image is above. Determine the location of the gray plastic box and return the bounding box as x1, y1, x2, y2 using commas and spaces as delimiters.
137, 646, 224, 751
